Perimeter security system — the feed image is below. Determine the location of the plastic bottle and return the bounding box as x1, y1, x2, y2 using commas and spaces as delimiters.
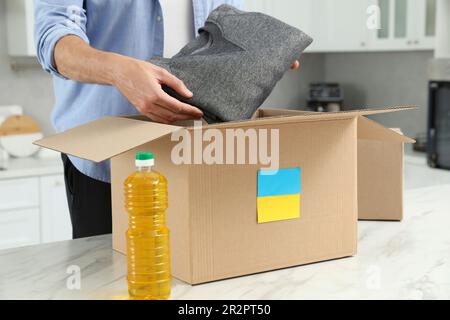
124, 152, 171, 300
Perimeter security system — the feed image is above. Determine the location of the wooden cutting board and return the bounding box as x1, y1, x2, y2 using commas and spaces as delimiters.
0, 115, 41, 136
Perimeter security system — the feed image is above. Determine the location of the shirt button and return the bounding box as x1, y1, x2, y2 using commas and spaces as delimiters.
157, 16, 162, 22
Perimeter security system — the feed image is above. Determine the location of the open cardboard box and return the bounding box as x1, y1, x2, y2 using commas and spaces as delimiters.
358, 128, 406, 221
35, 106, 414, 284
254, 109, 410, 221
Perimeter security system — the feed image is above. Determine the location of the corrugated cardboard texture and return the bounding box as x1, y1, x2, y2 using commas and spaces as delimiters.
34, 107, 415, 162
112, 118, 358, 284
357, 116, 414, 143
186, 119, 357, 283
34, 106, 414, 284
251, 109, 315, 119
253, 106, 416, 121
34, 117, 181, 162
358, 130, 404, 221
251, 110, 411, 222
205, 106, 416, 131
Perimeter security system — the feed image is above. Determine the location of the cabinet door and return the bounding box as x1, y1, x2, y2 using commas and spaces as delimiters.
412, 0, 436, 49
320, 0, 371, 52
245, 0, 325, 52
0, 178, 39, 211
368, 0, 411, 50
245, 0, 371, 52
40, 175, 72, 243
367, 0, 434, 51
0, 209, 40, 250
5, 0, 36, 56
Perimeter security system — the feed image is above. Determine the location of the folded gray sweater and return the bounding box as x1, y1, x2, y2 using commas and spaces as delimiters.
151, 4, 313, 123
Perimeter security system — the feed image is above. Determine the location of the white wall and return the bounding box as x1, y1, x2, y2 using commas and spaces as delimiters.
263, 50, 431, 142
261, 53, 325, 109
0, 0, 55, 135
323, 51, 432, 139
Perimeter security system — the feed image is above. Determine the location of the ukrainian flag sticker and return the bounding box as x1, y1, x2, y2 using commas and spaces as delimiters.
257, 168, 301, 223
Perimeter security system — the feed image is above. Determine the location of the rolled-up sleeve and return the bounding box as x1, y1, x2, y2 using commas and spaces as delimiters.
34, 0, 89, 78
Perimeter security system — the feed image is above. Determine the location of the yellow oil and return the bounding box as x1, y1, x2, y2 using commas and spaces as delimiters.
124, 165, 171, 300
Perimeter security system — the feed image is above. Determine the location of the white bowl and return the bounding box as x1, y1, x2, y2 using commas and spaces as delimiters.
0, 133, 43, 158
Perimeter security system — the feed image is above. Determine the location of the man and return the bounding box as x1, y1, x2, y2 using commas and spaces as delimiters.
34, 0, 300, 239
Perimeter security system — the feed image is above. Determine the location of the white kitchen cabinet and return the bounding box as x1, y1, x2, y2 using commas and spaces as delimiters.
246, 0, 373, 52
0, 157, 72, 250
0, 177, 39, 211
367, 0, 436, 51
245, 0, 436, 52
0, 209, 40, 250
317, 0, 370, 52
415, 0, 437, 49
245, 0, 326, 52
5, 0, 36, 56
4, 0, 437, 54
40, 175, 72, 244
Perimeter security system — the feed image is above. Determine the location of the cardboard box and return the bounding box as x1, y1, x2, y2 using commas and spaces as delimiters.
35, 106, 414, 284
358, 128, 405, 221
255, 110, 411, 221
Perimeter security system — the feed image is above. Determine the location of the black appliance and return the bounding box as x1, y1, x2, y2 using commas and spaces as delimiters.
307, 83, 343, 112
427, 81, 450, 169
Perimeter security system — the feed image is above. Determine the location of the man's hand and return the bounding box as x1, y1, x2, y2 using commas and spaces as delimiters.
113, 58, 299, 123
54, 35, 202, 124
54, 36, 300, 124
112, 56, 203, 124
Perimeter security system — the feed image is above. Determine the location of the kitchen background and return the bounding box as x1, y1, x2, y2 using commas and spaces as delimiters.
0, 0, 447, 250
1, 0, 435, 139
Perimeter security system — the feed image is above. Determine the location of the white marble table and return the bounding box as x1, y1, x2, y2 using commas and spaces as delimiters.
1, 183, 449, 300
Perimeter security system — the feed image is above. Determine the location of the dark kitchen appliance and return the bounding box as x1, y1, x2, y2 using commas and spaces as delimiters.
413, 133, 428, 153
307, 83, 343, 112
427, 81, 450, 169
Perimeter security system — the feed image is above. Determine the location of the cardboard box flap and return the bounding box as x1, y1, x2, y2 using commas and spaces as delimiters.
260, 106, 415, 119
358, 116, 415, 143
209, 106, 416, 129
251, 108, 315, 119
34, 116, 181, 162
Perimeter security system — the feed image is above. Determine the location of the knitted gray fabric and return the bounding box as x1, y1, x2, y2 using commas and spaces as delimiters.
151, 4, 313, 123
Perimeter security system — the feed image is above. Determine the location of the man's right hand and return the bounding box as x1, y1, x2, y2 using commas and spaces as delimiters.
54, 35, 203, 124
112, 56, 203, 124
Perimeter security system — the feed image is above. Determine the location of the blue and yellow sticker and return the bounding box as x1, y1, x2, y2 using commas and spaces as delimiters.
257, 168, 301, 223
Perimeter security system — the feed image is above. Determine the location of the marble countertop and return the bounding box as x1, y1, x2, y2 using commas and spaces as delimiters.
1, 182, 449, 300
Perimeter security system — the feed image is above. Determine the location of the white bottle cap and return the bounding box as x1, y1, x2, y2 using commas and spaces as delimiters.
136, 159, 154, 167
135, 152, 155, 167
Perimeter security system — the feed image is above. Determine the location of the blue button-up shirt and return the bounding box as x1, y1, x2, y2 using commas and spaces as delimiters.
34, 0, 243, 183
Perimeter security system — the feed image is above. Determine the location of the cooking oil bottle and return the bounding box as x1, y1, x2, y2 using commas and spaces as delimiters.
124, 152, 171, 300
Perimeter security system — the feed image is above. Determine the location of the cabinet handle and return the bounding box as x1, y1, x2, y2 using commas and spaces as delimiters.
414, 40, 419, 45
360, 42, 366, 47
407, 40, 413, 45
